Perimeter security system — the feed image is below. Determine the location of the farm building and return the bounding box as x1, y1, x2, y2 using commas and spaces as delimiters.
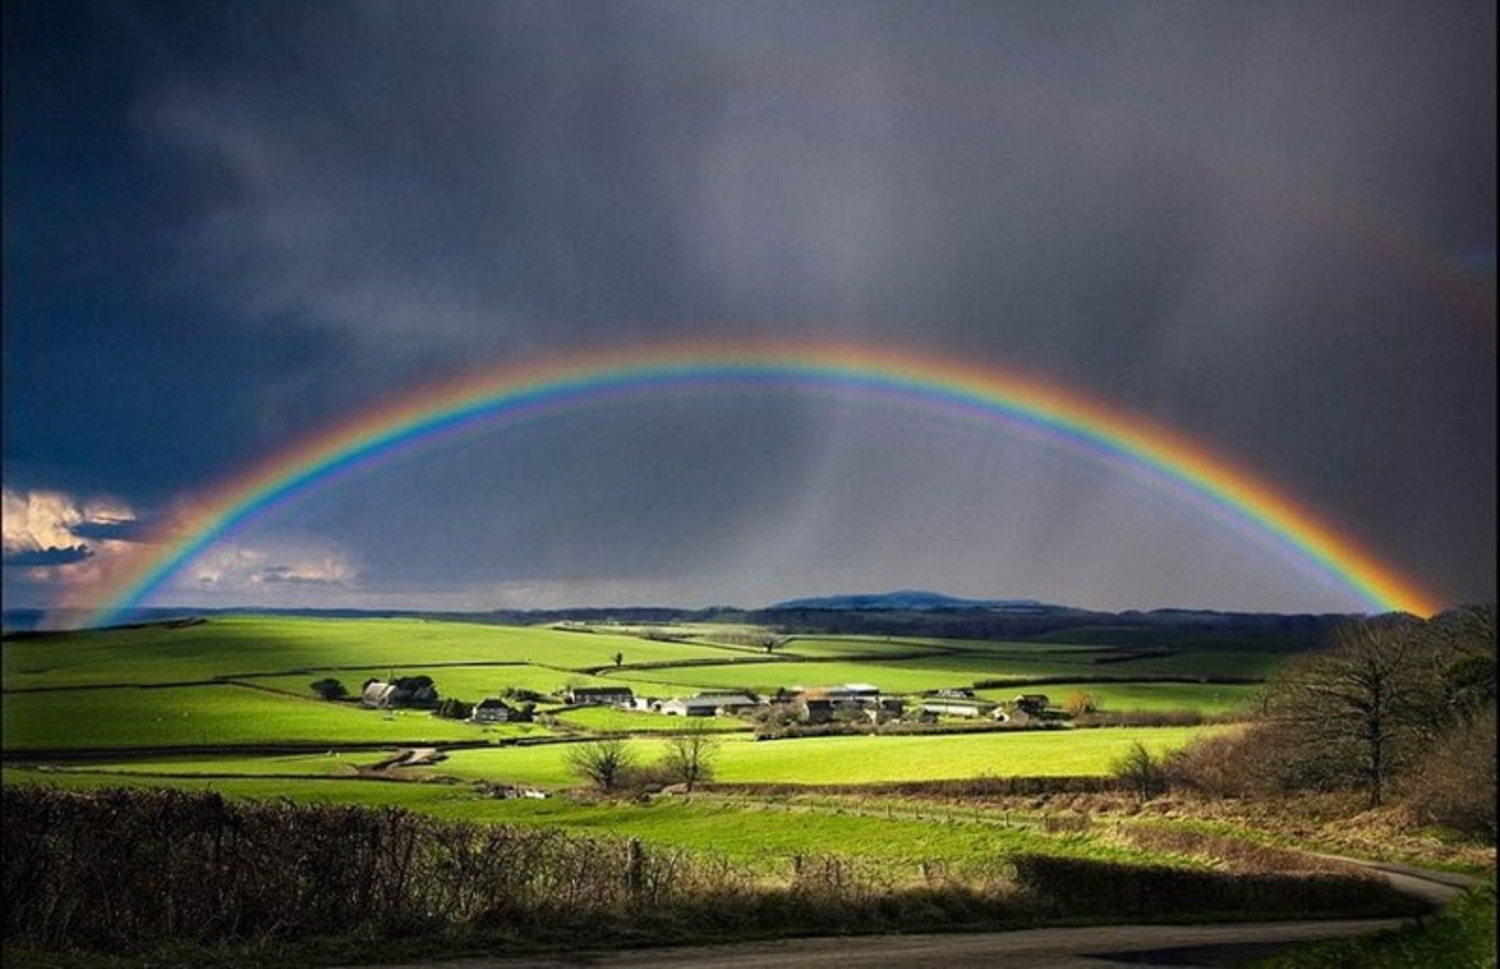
793, 696, 835, 723
657, 693, 757, 717
361, 676, 439, 709
470, 698, 515, 723
562, 686, 634, 706
920, 699, 996, 718
797, 683, 882, 701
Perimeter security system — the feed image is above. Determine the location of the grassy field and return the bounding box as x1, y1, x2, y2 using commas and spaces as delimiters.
0, 615, 1266, 857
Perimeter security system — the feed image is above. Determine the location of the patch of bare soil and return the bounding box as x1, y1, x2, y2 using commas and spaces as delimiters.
360, 747, 449, 775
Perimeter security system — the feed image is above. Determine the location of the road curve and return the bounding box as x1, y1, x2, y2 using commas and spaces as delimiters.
348, 857, 1485, 968
352, 919, 1409, 968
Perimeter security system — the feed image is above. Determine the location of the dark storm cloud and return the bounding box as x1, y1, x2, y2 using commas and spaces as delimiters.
66, 518, 153, 544
3, 0, 1493, 612
3, 546, 93, 568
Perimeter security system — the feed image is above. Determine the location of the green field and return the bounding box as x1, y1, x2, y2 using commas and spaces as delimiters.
2, 615, 1266, 828
3, 615, 1271, 750
429, 727, 1213, 786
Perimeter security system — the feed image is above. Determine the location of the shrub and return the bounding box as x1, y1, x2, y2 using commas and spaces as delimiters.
309, 677, 348, 701
1009, 853, 1421, 919
433, 697, 474, 720
1400, 703, 1497, 838
1112, 741, 1169, 801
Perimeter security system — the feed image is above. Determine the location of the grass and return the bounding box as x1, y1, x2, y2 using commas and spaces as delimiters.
1246, 878, 1496, 967
0, 616, 736, 690
423, 725, 1215, 787
1, 683, 541, 749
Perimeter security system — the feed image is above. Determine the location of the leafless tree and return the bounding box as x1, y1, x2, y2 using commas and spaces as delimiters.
565, 737, 635, 792
1263, 613, 1440, 807
661, 720, 719, 792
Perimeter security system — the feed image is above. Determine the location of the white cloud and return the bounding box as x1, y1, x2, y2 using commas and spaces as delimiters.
177, 536, 361, 601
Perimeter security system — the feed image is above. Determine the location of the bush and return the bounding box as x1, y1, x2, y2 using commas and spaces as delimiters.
1009, 853, 1422, 919
1112, 741, 1169, 801
433, 697, 474, 720
1401, 703, 1497, 838
309, 677, 348, 701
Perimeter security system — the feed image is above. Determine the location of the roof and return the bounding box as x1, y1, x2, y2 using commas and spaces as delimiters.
674, 694, 754, 708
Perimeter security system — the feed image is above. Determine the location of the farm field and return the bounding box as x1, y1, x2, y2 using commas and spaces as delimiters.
1, 615, 1268, 857
2, 615, 1265, 738
429, 726, 1215, 786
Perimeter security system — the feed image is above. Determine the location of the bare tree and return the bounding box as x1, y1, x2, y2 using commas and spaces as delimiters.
1263, 613, 1440, 807
661, 720, 719, 792
565, 737, 635, 792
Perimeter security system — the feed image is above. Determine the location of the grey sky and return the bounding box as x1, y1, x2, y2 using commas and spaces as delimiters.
4, 0, 1494, 616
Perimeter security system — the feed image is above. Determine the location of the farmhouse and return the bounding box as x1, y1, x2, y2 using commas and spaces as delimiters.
362, 681, 398, 708
361, 676, 439, 709
470, 698, 515, 723
562, 685, 634, 707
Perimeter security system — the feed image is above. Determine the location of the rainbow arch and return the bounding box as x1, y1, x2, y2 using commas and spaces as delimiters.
76, 339, 1441, 625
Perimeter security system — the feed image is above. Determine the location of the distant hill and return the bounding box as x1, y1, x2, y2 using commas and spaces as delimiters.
3, 592, 1356, 650
767, 590, 1077, 614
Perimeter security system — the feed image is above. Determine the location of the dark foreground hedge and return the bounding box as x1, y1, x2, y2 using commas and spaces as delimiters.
1010, 853, 1430, 919
1, 785, 1016, 958
2, 785, 1428, 963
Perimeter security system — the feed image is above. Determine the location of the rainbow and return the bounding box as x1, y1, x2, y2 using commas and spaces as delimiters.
76, 339, 1441, 625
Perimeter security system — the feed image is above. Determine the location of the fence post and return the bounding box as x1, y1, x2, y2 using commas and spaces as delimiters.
625, 838, 644, 899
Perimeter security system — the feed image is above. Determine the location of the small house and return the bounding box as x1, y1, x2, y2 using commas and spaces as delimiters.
361, 676, 439, 709
362, 680, 398, 709
471, 698, 514, 723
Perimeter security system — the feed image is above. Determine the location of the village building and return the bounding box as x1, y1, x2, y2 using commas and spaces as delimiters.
920, 698, 996, 718
561, 685, 635, 707
361, 676, 439, 709
657, 693, 758, 717
470, 698, 515, 723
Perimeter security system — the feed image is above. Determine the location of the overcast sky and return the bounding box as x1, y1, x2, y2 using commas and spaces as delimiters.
4, 0, 1494, 617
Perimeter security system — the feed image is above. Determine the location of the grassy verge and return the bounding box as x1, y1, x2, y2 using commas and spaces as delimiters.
1246, 878, 1496, 968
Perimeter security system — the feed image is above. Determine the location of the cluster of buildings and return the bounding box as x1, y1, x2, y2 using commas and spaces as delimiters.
362, 676, 1052, 725
554, 683, 1053, 725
